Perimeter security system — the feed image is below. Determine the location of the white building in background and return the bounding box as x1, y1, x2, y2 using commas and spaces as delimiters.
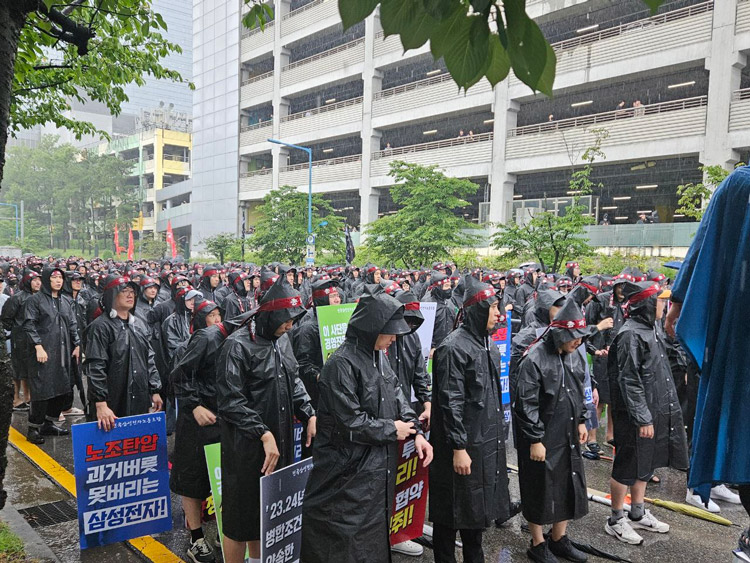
189, 0, 750, 255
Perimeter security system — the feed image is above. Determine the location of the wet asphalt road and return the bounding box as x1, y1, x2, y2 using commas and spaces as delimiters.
5, 410, 745, 563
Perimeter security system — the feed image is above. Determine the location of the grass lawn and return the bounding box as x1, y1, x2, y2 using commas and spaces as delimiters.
0, 520, 25, 562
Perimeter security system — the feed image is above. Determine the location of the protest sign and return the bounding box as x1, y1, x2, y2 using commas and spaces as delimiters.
390, 439, 429, 545
491, 311, 512, 429
316, 303, 356, 362
260, 458, 314, 563
71, 412, 171, 549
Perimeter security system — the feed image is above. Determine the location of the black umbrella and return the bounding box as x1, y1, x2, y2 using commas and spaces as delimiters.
569, 539, 634, 562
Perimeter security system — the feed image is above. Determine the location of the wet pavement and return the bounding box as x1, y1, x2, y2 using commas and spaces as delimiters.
5, 410, 745, 562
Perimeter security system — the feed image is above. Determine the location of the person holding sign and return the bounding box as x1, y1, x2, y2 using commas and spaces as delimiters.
301, 285, 432, 563
84, 274, 162, 432
216, 276, 315, 563
515, 297, 593, 563
429, 275, 509, 563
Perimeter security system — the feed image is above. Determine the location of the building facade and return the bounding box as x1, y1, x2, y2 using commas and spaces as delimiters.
190, 0, 750, 254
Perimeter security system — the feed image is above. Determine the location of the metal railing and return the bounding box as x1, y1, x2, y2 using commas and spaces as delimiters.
374, 73, 451, 101
241, 120, 273, 132
242, 19, 274, 38
733, 88, 750, 101
282, 37, 365, 72
143, 154, 155, 161
551, 1, 713, 52
240, 168, 272, 178
163, 154, 189, 162
281, 97, 363, 123
279, 153, 361, 173
242, 70, 274, 86
282, 0, 327, 20
372, 132, 493, 159
508, 96, 708, 137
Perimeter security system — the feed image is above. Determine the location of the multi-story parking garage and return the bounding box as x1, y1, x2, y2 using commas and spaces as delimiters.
188, 0, 750, 254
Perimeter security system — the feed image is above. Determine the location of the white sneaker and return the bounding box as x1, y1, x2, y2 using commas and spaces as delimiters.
391, 540, 423, 557
422, 524, 433, 541
711, 484, 742, 504
686, 489, 721, 513
629, 509, 670, 533
605, 516, 644, 545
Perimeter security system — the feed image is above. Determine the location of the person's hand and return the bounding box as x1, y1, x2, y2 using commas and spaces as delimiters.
505, 303, 513, 311
418, 402, 431, 432
530, 442, 546, 462
453, 449, 472, 475
429, 348, 435, 359
305, 416, 317, 447
96, 401, 117, 432
150, 394, 163, 413
394, 420, 416, 440
71, 346, 80, 360
35, 345, 48, 364
640, 425, 654, 439
597, 317, 614, 331
193, 405, 216, 426
578, 423, 588, 444
665, 302, 682, 338
592, 388, 599, 408
594, 349, 608, 357
260, 432, 280, 475
414, 434, 433, 468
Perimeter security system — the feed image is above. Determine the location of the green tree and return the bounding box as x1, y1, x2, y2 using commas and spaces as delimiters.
0, 0, 188, 184
675, 164, 741, 221
140, 231, 168, 260
364, 161, 480, 268
248, 185, 345, 265
491, 132, 608, 272
202, 232, 240, 264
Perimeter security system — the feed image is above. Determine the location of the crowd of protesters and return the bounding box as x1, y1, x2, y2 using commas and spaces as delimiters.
2, 251, 749, 563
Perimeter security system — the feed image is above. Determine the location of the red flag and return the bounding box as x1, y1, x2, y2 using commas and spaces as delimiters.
166, 220, 177, 258
127, 228, 134, 260
114, 226, 124, 255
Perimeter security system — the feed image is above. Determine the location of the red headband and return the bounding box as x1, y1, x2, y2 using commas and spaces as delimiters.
628, 283, 660, 305
463, 287, 496, 308
196, 300, 215, 314
258, 295, 303, 312
312, 287, 338, 299
104, 276, 130, 291
650, 274, 666, 282
577, 282, 599, 295
203, 268, 218, 277
261, 275, 279, 290
550, 318, 586, 329
404, 302, 420, 311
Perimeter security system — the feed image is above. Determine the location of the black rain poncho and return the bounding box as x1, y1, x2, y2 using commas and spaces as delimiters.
302, 285, 420, 563
422, 271, 457, 349
429, 276, 510, 530
1, 269, 40, 381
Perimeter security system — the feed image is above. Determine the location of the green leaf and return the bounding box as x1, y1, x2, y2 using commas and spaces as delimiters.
504, 0, 554, 95
429, 5, 466, 59
485, 33, 510, 86
380, 0, 437, 50
442, 15, 489, 89
338, 0, 380, 30
421, 0, 454, 20
470, 0, 492, 14
641, 0, 664, 14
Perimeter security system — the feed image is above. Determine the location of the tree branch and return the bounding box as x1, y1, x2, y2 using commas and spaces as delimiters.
13, 77, 74, 94
36, 1, 95, 55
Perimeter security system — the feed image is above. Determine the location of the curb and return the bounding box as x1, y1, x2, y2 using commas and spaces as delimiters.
0, 502, 60, 562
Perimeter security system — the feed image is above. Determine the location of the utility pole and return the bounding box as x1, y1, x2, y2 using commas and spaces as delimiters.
20, 200, 24, 241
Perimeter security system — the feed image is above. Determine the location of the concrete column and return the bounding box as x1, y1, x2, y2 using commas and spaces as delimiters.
358, 12, 381, 233
701, 0, 745, 169
273, 147, 289, 190
488, 81, 519, 227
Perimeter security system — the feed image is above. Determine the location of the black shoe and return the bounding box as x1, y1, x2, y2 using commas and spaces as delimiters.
186, 537, 215, 563
527, 540, 559, 563
27, 427, 45, 444
548, 535, 588, 563
582, 450, 600, 460
13, 402, 30, 412
40, 421, 69, 436
586, 442, 602, 454
496, 501, 523, 527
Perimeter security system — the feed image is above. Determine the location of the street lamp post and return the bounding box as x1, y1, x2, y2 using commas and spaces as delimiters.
267, 138, 314, 265
0, 203, 20, 241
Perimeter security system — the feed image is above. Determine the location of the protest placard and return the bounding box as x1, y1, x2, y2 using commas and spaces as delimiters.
71, 412, 171, 549
316, 303, 356, 362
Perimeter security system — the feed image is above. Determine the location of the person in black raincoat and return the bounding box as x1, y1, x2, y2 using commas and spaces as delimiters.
301, 285, 431, 563
422, 270, 457, 352
156, 270, 173, 303
1, 269, 41, 410
216, 276, 316, 563
222, 271, 250, 321
515, 297, 593, 563
197, 265, 221, 303
84, 274, 162, 431
59, 271, 87, 417
134, 276, 159, 325
605, 281, 689, 545
170, 299, 236, 563
162, 287, 201, 372
22, 266, 80, 444
429, 275, 509, 563
514, 267, 540, 324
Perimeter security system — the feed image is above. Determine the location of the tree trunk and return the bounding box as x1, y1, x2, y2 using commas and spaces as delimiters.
0, 2, 32, 186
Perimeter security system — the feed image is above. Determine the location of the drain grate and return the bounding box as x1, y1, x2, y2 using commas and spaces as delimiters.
18, 500, 78, 528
